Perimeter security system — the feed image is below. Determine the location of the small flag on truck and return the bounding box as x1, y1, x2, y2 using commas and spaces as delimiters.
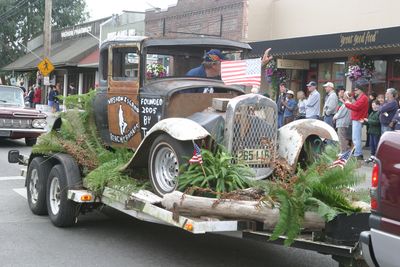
189, 142, 203, 164
329, 148, 354, 169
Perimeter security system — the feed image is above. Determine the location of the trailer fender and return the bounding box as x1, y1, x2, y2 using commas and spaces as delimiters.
122, 118, 210, 170
278, 119, 339, 169
49, 153, 83, 189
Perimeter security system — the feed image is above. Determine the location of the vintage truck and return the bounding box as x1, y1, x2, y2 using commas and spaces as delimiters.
9, 37, 369, 266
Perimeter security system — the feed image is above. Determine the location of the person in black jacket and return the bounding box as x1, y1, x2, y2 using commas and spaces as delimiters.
379, 88, 398, 133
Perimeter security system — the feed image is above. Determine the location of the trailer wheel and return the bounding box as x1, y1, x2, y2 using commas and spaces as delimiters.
26, 157, 52, 215
149, 134, 192, 196
46, 164, 77, 227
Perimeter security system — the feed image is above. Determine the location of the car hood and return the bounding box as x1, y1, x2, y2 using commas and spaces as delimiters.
140, 77, 245, 97
0, 106, 47, 119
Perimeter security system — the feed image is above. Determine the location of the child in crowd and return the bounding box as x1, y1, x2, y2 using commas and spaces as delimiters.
364, 100, 381, 162
377, 94, 385, 105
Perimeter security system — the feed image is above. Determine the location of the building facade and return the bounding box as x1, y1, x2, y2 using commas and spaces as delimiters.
145, 0, 247, 41
246, 0, 400, 98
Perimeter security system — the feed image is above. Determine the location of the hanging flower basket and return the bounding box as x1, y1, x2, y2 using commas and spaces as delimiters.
264, 59, 287, 84
345, 55, 374, 81
146, 63, 167, 79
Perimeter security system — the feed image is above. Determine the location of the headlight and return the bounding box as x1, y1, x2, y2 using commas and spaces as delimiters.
32, 119, 47, 128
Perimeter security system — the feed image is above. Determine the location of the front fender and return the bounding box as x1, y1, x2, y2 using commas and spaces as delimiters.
278, 119, 339, 169
122, 118, 210, 170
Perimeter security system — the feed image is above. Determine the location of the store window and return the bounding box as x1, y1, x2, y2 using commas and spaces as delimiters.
317, 61, 346, 99
370, 60, 387, 94
317, 62, 345, 88
286, 69, 304, 94
388, 58, 400, 90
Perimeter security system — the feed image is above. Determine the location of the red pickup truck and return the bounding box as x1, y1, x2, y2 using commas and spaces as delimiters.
360, 130, 400, 267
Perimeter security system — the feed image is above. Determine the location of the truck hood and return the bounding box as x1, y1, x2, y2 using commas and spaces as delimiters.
140, 77, 245, 97
0, 106, 47, 119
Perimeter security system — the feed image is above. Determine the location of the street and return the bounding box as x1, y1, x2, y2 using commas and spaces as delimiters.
0, 138, 338, 267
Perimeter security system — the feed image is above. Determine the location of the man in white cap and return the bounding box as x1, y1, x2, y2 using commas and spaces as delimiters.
323, 82, 338, 127
305, 81, 320, 119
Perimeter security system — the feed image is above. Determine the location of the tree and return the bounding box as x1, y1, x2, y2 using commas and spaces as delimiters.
0, 0, 88, 68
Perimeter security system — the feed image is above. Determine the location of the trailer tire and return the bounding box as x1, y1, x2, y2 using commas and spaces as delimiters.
46, 164, 77, 227
26, 157, 53, 215
149, 134, 192, 196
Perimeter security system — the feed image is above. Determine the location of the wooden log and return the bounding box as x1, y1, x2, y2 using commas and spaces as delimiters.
162, 191, 325, 230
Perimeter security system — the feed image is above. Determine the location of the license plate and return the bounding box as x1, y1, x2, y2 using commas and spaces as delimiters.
0, 130, 11, 137
237, 149, 270, 164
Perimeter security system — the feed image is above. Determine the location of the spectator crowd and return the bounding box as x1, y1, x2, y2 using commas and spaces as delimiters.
274, 81, 400, 162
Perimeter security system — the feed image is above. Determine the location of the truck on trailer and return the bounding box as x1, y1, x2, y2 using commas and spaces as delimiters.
9, 36, 370, 266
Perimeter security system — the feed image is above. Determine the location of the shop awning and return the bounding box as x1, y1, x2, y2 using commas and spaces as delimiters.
77, 48, 99, 68
3, 36, 99, 71
249, 26, 400, 59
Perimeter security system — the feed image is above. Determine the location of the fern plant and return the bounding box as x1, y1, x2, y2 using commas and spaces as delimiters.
178, 147, 254, 195
264, 145, 363, 246
32, 90, 143, 195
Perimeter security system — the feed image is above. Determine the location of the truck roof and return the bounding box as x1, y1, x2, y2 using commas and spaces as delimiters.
100, 36, 252, 52
142, 37, 252, 51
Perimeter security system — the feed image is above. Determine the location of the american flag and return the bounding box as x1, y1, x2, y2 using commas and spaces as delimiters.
221, 58, 261, 86
329, 149, 353, 169
189, 142, 203, 164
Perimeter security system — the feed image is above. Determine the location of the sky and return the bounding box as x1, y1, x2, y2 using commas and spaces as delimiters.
85, 0, 178, 21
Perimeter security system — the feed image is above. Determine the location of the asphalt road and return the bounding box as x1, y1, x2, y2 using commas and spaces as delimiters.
0, 137, 341, 267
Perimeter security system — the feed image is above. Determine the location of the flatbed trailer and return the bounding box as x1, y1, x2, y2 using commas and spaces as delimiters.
68, 186, 367, 266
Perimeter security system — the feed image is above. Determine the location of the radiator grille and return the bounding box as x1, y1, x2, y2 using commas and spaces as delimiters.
0, 118, 32, 129
225, 95, 277, 179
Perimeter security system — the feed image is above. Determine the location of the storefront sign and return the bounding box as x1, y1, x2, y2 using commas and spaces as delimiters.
277, 59, 309, 70
339, 30, 379, 48
250, 26, 400, 57
61, 26, 92, 38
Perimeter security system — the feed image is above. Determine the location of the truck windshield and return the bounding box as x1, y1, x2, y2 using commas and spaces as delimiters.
145, 49, 244, 82
0, 87, 24, 107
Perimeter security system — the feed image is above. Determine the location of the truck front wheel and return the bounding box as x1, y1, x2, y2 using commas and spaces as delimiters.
148, 134, 192, 196
27, 157, 52, 215
46, 164, 77, 227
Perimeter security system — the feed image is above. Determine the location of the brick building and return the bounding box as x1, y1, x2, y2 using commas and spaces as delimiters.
145, 0, 248, 41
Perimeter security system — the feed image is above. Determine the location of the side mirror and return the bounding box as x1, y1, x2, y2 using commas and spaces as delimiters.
8, 150, 22, 164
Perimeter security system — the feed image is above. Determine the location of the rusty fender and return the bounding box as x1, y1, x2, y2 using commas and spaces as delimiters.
121, 118, 210, 170
277, 119, 339, 169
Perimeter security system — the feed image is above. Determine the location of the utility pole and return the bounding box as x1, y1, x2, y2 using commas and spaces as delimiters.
42, 0, 52, 104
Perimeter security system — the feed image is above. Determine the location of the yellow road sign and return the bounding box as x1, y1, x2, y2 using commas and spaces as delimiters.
37, 57, 55, 76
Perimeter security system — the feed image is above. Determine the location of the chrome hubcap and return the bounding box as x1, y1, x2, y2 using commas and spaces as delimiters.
49, 177, 61, 215
29, 169, 39, 204
154, 146, 179, 192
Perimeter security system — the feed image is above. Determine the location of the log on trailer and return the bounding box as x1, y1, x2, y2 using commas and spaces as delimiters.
162, 191, 325, 230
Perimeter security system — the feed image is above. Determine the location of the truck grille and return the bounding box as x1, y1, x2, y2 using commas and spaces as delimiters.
0, 118, 32, 129
224, 95, 277, 179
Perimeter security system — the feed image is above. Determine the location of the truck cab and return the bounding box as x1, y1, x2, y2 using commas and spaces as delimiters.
92, 37, 280, 195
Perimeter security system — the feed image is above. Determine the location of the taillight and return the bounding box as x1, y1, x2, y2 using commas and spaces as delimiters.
370, 163, 379, 210
372, 163, 379, 187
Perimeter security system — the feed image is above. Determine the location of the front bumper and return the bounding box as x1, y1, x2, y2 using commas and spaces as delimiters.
0, 128, 47, 138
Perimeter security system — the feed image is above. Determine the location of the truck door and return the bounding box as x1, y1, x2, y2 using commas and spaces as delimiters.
107, 45, 142, 149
